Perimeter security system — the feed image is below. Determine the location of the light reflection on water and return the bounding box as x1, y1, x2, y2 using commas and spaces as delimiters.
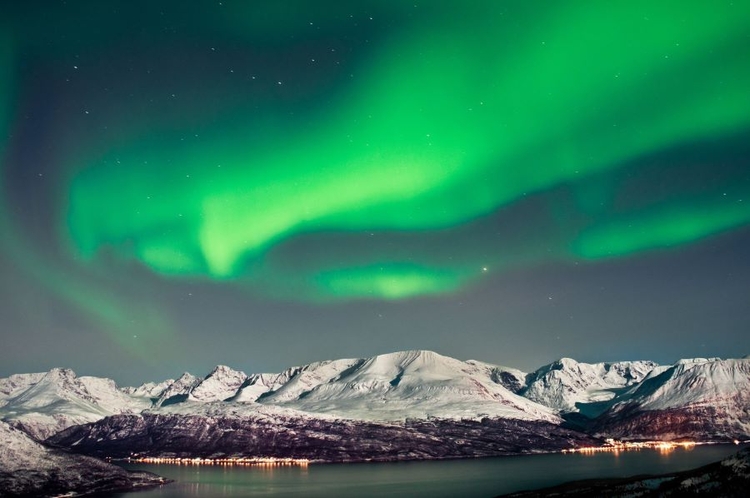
111, 444, 747, 498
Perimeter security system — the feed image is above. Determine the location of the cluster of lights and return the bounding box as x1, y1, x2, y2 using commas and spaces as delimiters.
123, 439, 748, 466
128, 456, 310, 467
563, 439, 699, 455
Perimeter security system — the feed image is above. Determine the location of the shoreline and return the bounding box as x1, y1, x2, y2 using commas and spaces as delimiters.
112, 440, 750, 467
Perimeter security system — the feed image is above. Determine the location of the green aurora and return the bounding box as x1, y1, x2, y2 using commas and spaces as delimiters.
3, 1, 750, 307
62, 1, 750, 301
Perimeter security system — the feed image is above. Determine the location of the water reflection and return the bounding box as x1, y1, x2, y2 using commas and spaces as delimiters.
113, 444, 748, 498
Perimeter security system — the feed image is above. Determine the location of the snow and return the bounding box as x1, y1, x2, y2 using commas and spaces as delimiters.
232, 373, 286, 402
153, 372, 201, 407
0, 368, 147, 440
522, 358, 658, 413
2, 352, 748, 442
78, 376, 151, 413
189, 365, 248, 402
465, 359, 527, 393
594, 358, 750, 440
155, 398, 340, 422
123, 379, 174, 398
258, 358, 365, 403
0, 372, 45, 407
0, 419, 48, 472
612, 358, 750, 412
145, 351, 559, 423
260, 350, 560, 422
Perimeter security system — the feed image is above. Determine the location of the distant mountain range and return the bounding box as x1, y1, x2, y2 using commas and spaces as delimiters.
2, 350, 749, 445
1, 350, 749, 495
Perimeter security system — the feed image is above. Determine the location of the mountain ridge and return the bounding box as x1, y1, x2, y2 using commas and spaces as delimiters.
2, 350, 749, 445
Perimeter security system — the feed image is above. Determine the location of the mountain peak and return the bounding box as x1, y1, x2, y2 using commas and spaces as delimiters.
378, 349, 441, 359
206, 365, 236, 376
45, 367, 78, 381
190, 366, 247, 403
175, 372, 197, 382
552, 357, 579, 369
154, 373, 201, 407
0, 368, 149, 440
252, 349, 559, 423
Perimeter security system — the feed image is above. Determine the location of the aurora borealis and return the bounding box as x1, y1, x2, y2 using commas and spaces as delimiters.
1, 1, 749, 383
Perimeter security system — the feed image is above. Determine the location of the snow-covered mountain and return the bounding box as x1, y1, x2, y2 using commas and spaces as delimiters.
7, 351, 744, 493
0, 419, 166, 496
0, 368, 149, 440
522, 358, 660, 414
593, 357, 750, 440
122, 379, 174, 399
153, 372, 201, 407
190, 365, 248, 402
257, 350, 559, 422
232, 372, 294, 403
612, 358, 749, 412
2, 351, 749, 446
250, 358, 363, 404
117, 351, 560, 422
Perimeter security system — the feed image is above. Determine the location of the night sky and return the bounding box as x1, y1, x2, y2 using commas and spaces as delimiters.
1, 1, 749, 386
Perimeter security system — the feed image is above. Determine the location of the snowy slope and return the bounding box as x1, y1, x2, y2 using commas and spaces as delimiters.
78, 375, 152, 413
0, 419, 52, 473
255, 358, 364, 403
0, 372, 45, 408
153, 372, 201, 407
465, 359, 528, 394
258, 350, 560, 422
122, 379, 174, 399
522, 358, 659, 413
0, 368, 149, 440
595, 357, 750, 439
189, 365, 248, 402
232, 373, 289, 402
615, 358, 750, 411
137, 352, 557, 423
153, 397, 339, 422
0, 419, 166, 496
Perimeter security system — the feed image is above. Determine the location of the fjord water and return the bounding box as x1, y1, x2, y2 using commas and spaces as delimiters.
113, 444, 746, 498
